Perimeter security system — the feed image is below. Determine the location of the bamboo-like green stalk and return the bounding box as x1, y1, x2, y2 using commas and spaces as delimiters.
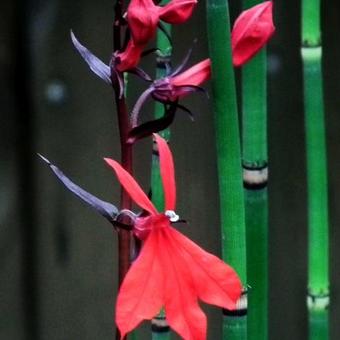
302, 0, 329, 339
242, 2, 268, 340
150, 12, 172, 340
206, 0, 247, 338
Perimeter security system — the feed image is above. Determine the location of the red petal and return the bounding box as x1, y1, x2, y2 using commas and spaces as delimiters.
158, 0, 197, 24
116, 40, 144, 72
104, 158, 157, 215
158, 229, 207, 340
127, 0, 159, 45
165, 227, 242, 310
116, 230, 164, 338
231, 1, 275, 67
153, 134, 176, 211
171, 59, 211, 88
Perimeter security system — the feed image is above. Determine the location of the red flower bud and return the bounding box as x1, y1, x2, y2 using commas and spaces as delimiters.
231, 1, 275, 67
158, 0, 197, 24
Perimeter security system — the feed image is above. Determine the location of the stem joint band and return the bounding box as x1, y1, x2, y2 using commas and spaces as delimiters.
243, 163, 268, 190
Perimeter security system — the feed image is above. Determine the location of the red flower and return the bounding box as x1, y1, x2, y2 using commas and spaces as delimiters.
104, 134, 242, 339
127, 0, 197, 46
231, 1, 275, 67
115, 0, 196, 72
155, 58, 211, 101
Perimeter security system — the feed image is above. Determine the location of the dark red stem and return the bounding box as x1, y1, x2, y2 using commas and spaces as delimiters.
113, 2, 131, 340
112, 85, 132, 340
116, 93, 133, 288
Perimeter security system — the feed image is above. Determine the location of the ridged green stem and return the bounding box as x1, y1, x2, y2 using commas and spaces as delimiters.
206, 0, 247, 338
309, 309, 329, 340
150, 12, 172, 340
302, 0, 329, 338
242, 1, 268, 338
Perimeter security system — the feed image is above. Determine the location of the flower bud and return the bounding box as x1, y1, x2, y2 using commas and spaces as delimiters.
159, 0, 197, 24
231, 1, 275, 67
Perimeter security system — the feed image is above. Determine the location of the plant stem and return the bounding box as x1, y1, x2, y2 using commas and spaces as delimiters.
116, 95, 133, 285
242, 2, 268, 339
302, 0, 329, 338
206, 0, 247, 338
151, 11, 172, 340
113, 1, 132, 339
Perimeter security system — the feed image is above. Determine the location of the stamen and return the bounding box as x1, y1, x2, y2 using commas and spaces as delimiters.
165, 210, 179, 222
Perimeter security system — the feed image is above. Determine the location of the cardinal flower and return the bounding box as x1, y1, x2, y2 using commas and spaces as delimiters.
127, 0, 197, 46
104, 134, 242, 340
113, 0, 197, 72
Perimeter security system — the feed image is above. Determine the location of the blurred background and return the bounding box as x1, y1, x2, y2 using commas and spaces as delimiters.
1, 0, 340, 339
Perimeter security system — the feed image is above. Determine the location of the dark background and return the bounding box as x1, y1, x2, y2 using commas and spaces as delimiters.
1, 0, 340, 339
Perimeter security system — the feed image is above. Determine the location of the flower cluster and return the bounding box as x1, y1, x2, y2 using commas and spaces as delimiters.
45, 1, 276, 339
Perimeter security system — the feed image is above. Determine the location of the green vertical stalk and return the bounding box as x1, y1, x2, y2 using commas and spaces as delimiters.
206, 0, 247, 339
302, 0, 329, 339
242, 49, 268, 340
150, 11, 172, 340
242, 2, 268, 339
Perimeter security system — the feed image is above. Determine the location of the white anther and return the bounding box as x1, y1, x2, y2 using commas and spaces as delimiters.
165, 210, 179, 222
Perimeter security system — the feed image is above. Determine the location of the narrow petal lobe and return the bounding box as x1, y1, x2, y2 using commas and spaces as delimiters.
153, 134, 176, 211
104, 158, 157, 215
116, 230, 164, 338
158, 229, 207, 340
166, 227, 242, 310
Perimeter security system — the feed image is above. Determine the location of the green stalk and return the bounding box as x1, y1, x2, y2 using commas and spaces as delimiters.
206, 0, 247, 338
242, 2, 268, 339
242, 49, 268, 340
150, 11, 172, 340
302, 0, 329, 339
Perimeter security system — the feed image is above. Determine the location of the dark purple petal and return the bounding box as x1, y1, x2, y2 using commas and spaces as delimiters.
71, 30, 111, 85
131, 86, 156, 127
38, 154, 118, 223
170, 40, 197, 77
176, 84, 209, 98
127, 104, 177, 144
128, 67, 153, 82
176, 103, 195, 121
141, 48, 160, 57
